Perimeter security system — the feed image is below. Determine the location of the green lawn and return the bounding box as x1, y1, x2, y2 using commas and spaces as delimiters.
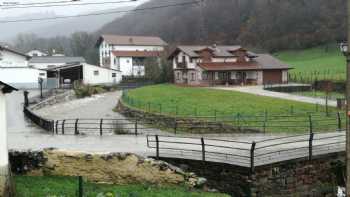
14, 176, 228, 197
274, 44, 346, 82
122, 84, 343, 134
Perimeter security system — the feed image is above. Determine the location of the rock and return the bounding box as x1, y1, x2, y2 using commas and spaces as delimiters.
196, 177, 207, 186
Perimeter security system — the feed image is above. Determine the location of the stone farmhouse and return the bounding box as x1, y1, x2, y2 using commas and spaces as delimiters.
168, 45, 291, 86
96, 35, 167, 77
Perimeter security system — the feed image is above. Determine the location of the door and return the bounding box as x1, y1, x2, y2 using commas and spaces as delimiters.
263, 70, 282, 84
236, 72, 247, 84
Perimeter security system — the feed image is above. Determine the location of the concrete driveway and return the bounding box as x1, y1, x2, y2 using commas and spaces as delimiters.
212, 85, 337, 107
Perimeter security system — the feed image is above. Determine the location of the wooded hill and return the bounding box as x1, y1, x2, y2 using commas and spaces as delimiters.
99, 0, 346, 52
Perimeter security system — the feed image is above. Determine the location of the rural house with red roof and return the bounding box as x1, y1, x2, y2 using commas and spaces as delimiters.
168, 45, 291, 86
96, 35, 167, 77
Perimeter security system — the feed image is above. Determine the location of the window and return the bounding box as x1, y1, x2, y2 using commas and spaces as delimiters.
202, 72, 208, 80
176, 72, 180, 80
190, 58, 193, 63
126, 59, 130, 63
39, 73, 46, 76
191, 73, 195, 81
112, 73, 116, 77
182, 56, 186, 63
94, 70, 99, 76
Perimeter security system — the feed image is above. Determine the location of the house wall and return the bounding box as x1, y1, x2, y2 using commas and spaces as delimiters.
99, 40, 164, 67
0, 67, 47, 89
0, 50, 28, 67
0, 91, 9, 196
83, 64, 121, 85
282, 70, 288, 83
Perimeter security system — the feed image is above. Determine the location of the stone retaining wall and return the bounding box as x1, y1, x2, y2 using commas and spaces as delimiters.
9, 149, 205, 188
30, 90, 75, 111
117, 101, 260, 134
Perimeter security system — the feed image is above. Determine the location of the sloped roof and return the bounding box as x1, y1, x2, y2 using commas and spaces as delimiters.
98, 35, 167, 46
168, 45, 258, 59
29, 56, 86, 64
112, 51, 162, 57
0, 81, 18, 93
0, 45, 31, 59
198, 54, 290, 71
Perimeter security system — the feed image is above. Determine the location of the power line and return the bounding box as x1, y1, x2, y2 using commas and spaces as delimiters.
0, 0, 74, 7
1, 0, 137, 9
0, 0, 200, 23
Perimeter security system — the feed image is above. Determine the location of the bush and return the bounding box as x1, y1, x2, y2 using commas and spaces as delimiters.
74, 84, 107, 98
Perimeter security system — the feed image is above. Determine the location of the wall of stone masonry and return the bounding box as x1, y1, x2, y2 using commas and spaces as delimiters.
117, 101, 261, 134
252, 153, 345, 197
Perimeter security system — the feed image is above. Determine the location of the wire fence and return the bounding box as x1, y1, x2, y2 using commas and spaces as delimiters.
146, 132, 346, 171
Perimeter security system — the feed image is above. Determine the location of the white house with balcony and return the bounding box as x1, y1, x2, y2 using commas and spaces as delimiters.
96, 35, 167, 77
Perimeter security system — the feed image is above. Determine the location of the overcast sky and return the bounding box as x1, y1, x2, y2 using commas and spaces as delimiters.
0, 0, 148, 18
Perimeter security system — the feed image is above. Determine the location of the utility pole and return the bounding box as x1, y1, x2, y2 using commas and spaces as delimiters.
199, 0, 207, 43
347, 0, 350, 194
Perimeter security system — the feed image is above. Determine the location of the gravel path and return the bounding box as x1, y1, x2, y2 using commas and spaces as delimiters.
212, 86, 337, 107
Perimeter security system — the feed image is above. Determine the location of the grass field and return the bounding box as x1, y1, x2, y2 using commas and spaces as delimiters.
14, 176, 228, 197
124, 84, 334, 116
292, 91, 345, 100
122, 84, 343, 134
274, 44, 346, 82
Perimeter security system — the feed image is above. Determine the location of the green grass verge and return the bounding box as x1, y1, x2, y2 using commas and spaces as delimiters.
274, 44, 346, 82
122, 84, 343, 134
14, 176, 228, 197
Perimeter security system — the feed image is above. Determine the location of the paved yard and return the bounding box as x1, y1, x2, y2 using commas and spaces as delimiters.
212, 86, 337, 107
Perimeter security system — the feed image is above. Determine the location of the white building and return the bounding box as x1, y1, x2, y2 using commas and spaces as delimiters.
46, 63, 122, 88
96, 35, 167, 77
26, 50, 48, 57
29, 56, 86, 69
0, 81, 17, 196
0, 45, 47, 89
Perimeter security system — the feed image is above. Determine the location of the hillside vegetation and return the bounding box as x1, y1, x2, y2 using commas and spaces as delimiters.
100, 0, 346, 51
274, 44, 346, 81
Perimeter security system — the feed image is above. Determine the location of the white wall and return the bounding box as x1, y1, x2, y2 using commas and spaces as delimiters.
99, 40, 164, 67
282, 70, 288, 83
0, 67, 47, 89
257, 71, 263, 85
0, 91, 8, 169
83, 64, 121, 85
0, 50, 28, 67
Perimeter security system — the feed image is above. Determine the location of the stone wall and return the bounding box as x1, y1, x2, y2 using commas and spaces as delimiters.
117, 101, 261, 134
252, 153, 345, 197
159, 157, 252, 197
9, 149, 205, 188
30, 90, 75, 111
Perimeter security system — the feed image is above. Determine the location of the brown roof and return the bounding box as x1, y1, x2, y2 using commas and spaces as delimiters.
112, 51, 162, 57
198, 55, 290, 71
198, 62, 260, 71
98, 35, 167, 46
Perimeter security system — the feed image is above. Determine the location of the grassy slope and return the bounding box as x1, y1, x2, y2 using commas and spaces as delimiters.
126, 84, 331, 116
15, 176, 228, 197
274, 44, 346, 81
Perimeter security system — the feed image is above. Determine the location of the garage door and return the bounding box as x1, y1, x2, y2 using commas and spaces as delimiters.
263, 70, 282, 84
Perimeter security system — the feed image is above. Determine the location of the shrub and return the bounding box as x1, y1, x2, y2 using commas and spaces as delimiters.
74, 84, 107, 98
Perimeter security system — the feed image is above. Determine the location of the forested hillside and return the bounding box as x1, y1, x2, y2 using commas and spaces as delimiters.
99, 0, 346, 52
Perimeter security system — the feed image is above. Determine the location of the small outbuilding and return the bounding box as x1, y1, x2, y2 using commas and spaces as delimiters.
46, 63, 122, 88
